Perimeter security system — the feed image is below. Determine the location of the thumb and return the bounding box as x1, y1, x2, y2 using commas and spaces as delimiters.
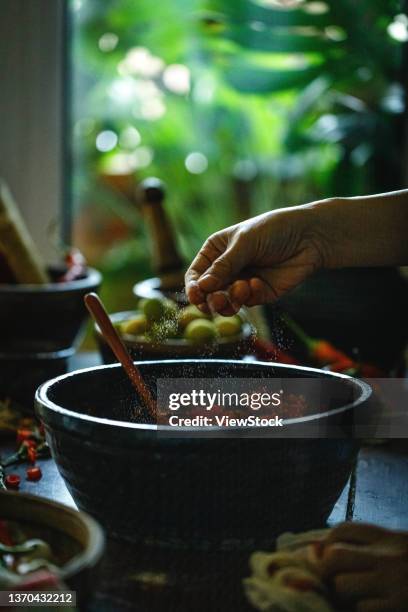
198, 239, 246, 293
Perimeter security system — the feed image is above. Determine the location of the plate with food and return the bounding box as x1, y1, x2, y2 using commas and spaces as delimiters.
95, 297, 254, 361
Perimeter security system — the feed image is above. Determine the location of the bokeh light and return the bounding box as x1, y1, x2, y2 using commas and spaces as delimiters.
98, 32, 119, 52
163, 64, 191, 94
120, 47, 164, 77
185, 152, 208, 174
120, 126, 141, 149
96, 130, 118, 152
388, 14, 408, 42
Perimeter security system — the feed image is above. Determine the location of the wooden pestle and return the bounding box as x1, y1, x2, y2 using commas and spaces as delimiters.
0, 179, 49, 283
137, 178, 185, 290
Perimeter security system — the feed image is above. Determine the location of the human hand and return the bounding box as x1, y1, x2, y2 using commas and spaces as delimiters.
319, 522, 408, 612
185, 206, 326, 315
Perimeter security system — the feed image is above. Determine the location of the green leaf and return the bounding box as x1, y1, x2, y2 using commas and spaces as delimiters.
224, 63, 324, 93
202, 0, 331, 28
223, 26, 339, 54
289, 75, 332, 120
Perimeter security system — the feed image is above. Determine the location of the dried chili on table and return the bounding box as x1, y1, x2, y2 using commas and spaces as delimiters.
1, 422, 49, 490
5, 474, 20, 489
26, 467, 42, 482
27, 446, 37, 464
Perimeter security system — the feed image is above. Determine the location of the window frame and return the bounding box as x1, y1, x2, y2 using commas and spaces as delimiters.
0, 0, 70, 262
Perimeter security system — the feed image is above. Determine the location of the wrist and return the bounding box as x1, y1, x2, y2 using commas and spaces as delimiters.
301, 198, 345, 270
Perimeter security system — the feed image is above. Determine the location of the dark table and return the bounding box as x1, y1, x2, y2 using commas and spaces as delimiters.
2, 353, 408, 610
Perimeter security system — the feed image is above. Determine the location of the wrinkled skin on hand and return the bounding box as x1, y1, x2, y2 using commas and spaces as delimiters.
185, 207, 325, 315
185, 190, 408, 315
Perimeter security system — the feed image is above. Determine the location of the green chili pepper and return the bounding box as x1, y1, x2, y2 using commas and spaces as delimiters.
1, 443, 28, 467
36, 441, 51, 459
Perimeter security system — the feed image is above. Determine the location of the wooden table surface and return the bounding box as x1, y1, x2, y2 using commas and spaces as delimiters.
2, 353, 408, 610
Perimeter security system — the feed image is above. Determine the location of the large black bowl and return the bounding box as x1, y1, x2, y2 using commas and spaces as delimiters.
0, 267, 102, 352
0, 491, 104, 605
36, 360, 371, 550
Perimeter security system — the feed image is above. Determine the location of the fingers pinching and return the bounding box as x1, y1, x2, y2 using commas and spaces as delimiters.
197, 302, 211, 315
242, 277, 268, 307
186, 280, 206, 305
207, 292, 240, 316
185, 239, 220, 302
198, 273, 223, 294
229, 279, 251, 306
198, 239, 245, 295
207, 292, 228, 313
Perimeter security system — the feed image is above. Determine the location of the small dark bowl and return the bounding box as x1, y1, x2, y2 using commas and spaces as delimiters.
36, 360, 372, 550
0, 490, 105, 604
0, 267, 102, 353
95, 311, 254, 362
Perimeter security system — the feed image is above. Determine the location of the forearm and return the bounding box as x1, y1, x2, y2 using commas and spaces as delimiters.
307, 189, 408, 268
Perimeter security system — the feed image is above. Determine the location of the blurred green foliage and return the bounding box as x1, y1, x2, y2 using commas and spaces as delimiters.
71, 0, 406, 288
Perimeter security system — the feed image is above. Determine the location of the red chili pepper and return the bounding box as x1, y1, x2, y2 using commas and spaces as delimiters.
26, 467, 42, 482
58, 248, 87, 283
5, 474, 20, 489
282, 314, 387, 377
65, 247, 86, 268
16, 429, 34, 444
22, 439, 37, 449
283, 315, 357, 368
27, 446, 37, 464
310, 340, 355, 369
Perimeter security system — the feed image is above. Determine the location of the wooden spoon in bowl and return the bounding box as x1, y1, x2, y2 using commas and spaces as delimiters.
84, 293, 157, 420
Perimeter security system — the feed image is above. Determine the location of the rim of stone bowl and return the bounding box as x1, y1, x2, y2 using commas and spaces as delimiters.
0, 267, 102, 293
35, 359, 372, 432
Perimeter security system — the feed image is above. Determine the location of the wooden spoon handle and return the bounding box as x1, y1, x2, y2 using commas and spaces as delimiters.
84, 293, 157, 420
